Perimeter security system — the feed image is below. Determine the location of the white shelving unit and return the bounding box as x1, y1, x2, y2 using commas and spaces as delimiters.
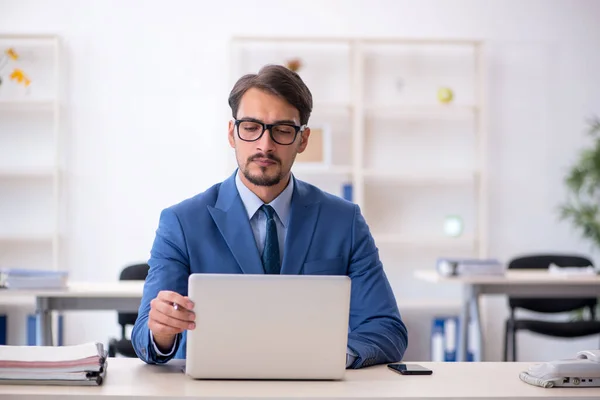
229, 37, 488, 301
0, 34, 62, 273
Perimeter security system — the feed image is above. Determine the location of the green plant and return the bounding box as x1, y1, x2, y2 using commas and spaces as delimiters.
560, 116, 600, 321
559, 116, 600, 249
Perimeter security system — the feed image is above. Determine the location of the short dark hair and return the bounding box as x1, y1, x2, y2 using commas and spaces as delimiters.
228, 64, 313, 125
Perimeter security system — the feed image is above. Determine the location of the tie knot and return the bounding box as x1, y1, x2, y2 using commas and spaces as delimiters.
261, 204, 276, 220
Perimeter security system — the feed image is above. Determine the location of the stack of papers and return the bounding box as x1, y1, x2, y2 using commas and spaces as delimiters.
436, 258, 505, 277
0, 268, 68, 289
0, 342, 107, 386
548, 263, 597, 276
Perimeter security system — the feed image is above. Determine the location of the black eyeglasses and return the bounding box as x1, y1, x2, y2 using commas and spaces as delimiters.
234, 119, 307, 146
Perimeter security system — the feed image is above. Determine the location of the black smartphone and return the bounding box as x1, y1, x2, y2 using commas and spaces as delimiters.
388, 363, 433, 375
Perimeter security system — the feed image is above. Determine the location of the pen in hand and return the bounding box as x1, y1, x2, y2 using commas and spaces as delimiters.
148, 290, 196, 352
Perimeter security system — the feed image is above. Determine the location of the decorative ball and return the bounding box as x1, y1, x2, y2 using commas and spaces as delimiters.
437, 87, 454, 104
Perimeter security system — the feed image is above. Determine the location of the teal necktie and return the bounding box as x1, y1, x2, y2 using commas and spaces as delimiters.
261, 205, 281, 274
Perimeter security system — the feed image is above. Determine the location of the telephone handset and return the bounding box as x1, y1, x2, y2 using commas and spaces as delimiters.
576, 350, 600, 362
520, 350, 600, 388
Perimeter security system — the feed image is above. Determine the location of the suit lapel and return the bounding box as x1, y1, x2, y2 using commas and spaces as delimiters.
281, 178, 320, 275
208, 172, 264, 275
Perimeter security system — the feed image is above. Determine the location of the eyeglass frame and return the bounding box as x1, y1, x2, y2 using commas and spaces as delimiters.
233, 118, 308, 146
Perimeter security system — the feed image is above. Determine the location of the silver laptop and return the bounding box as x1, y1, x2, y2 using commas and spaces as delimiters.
185, 273, 351, 380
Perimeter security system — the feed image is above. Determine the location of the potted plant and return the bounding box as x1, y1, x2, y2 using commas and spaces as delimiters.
559, 116, 600, 255
559, 116, 600, 320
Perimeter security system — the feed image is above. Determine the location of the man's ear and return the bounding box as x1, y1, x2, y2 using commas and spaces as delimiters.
297, 127, 311, 153
228, 120, 235, 148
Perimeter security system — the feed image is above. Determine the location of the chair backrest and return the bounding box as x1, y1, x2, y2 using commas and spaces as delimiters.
508, 254, 596, 313
118, 263, 150, 327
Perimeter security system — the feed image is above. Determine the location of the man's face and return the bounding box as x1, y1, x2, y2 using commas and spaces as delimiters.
228, 88, 310, 187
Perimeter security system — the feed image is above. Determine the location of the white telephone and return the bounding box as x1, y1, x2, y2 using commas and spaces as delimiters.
520, 350, 600, 388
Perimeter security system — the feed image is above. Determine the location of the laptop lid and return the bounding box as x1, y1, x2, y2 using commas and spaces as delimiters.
185, 273, 351, 380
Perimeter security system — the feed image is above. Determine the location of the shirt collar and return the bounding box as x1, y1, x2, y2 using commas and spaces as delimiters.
235, 170, 294, 227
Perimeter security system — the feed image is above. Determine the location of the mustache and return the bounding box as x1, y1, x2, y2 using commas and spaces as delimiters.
248, 153, 281, 163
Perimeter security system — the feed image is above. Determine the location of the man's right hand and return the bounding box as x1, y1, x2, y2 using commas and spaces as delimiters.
148, 290, 195, 353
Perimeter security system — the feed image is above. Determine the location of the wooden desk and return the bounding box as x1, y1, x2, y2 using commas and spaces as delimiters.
414, 270, 600, 362
0, 282, 144, 346
1, 358, 599, 399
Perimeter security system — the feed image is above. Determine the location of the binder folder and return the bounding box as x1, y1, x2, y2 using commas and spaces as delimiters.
431, 315, 479, 361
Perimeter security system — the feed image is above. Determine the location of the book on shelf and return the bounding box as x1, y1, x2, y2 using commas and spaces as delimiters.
0, 316, 5, 346
0, 268, 68, 289
0, 342, 107, 386
436, 258, 504, 277
342, 183, 352, 202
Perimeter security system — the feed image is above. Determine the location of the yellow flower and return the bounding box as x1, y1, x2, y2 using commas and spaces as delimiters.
10, 69, 31, 87
5, 48, 19, 61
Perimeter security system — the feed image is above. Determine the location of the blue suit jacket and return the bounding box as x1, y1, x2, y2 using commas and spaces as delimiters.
131, 171, 408, 368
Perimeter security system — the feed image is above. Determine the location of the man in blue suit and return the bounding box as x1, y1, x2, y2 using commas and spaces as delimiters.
131, 64, 408, 368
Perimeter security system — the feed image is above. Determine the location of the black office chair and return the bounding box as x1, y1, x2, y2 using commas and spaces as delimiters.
108, 263, 150, 358
503, 254, 600, 361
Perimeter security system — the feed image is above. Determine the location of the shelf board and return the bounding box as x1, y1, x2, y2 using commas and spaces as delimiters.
0, 167, 56, 178
293, 165, 353, 175
373, 234, 476, 249
363, 169, 475, 185
0, 35, 59, 46
0, 99, 56, 111
232, 36, 481, 46
312, 102, 352, 114
364, 104, 477, 120
0, 234, 55, 243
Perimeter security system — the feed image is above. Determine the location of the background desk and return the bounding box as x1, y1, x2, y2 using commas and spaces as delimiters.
414, 270, 600, 362
0, 282, 144, 346
2, 358, 600, 399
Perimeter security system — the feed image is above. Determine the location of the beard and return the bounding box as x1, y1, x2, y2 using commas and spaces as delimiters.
242, 152, 285, 187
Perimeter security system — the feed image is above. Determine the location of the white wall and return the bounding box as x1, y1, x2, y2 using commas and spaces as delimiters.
1, 0, 600, 361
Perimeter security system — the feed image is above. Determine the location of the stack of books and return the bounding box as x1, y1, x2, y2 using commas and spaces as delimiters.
0, 268, 68, 289
0, 342, 107, 386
